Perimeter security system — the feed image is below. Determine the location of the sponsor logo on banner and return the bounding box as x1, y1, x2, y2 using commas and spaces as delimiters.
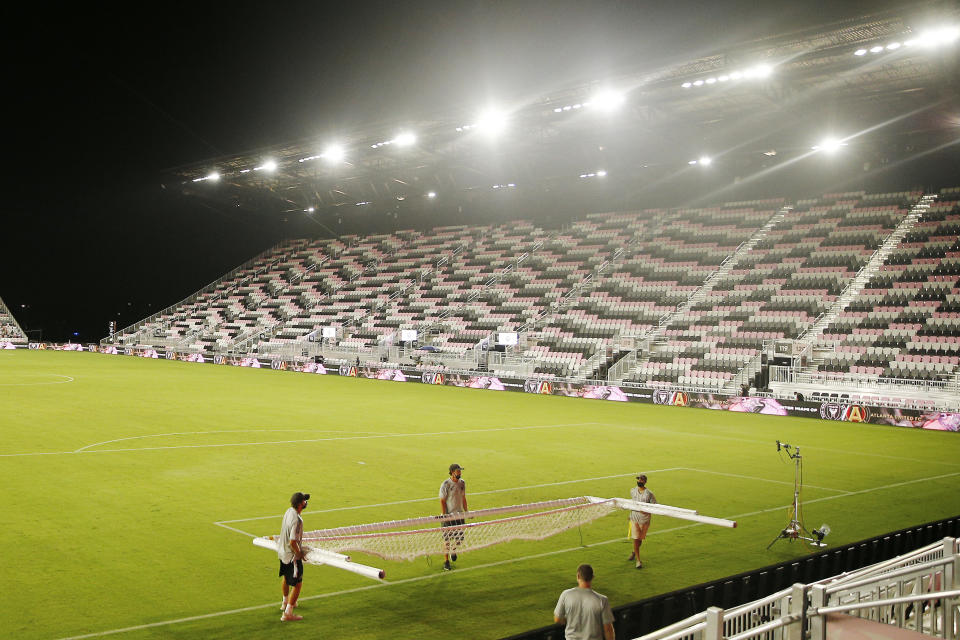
165, 351, 176, 360
270, 359, 287, 371
421, 372, 445, 385
653, 390, 688, 406
339, 365, 358, 377
523, 379, 553, 395
213, 355, 225, 365
819, 403, 871, 423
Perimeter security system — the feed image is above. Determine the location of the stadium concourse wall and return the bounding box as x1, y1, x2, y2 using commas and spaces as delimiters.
23, 342, 960, 432
502, 515, 960, 640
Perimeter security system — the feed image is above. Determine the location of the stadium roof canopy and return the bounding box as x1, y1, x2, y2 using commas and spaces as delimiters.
167, 6, 959, 220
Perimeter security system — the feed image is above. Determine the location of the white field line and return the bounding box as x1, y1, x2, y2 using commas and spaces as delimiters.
601, 423, 960, 468
0, 421, 601, 458
215, 468, 686, 530
0, 373, 74, 386
60, 468, 960, 640
73, 429, 406, 452
680, 468, 853, 494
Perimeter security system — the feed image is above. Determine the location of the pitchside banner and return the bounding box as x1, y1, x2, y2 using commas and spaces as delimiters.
67, 347, 960, 431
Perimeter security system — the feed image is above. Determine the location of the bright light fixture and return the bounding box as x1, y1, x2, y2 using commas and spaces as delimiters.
393, 132, 416, 147
207, 171, 220, 181
596, 170, 607, 177
681, 82, 692, 88
590, 90, 625, 112
813, 137, 845, 153
886, 41, 901, 50
322, 145, 345, 163
854, 48, 867, 56
257, 160, 277, 172
870, 45, 884, 53
427, 191, 437, 198
705, 77, 717, 84
477, 108, 508, 135
688, 160, 698, 165
698, 156, 712, 166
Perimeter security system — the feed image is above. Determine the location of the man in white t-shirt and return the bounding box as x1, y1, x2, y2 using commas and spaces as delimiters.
554, 564, 615, 640
278, 492, 309, 621
629, 474, 657, 569
439, 463, 468, 571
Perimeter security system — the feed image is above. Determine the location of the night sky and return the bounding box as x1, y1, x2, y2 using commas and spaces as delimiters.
4, 0, 928, 341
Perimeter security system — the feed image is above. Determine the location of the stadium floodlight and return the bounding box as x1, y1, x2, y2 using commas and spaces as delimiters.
886, 41, 901, 50
426, 191, 437, 199
393, 131, 416, 147
322, 144, 345, 163
705, 77, 717, 84
304, 207, 315, 213
476, 108, 509, 136
254, 160, 277, 172
589, 90, 625, 112
698, 156, 712, 166
870, 45, 884, 53
192, 171, 220, 183
681, 82, 692, 88
688, 159, 698, 165
693, 79, 704, 86
917, 26, 960, 47
812, 137, 846, 153
596, 170, 607, 177
718, 75, 729, 82
854, 48, 867, 56
730, 70, 743, 79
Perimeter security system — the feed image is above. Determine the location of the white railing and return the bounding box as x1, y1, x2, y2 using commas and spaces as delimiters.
634, 538, 960, 640
769, 365, 960, 406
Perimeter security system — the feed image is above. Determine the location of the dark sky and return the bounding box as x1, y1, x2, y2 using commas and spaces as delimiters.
4, 0, 922, 341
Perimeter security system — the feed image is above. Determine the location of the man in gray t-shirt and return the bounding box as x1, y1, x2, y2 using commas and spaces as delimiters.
439, 463, 468, 571
554, 564, 615, 640
278, 492, 309, 622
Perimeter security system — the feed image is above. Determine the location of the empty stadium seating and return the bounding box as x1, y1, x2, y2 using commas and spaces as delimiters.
110, 187, 960, 398
0, 295, 27, 344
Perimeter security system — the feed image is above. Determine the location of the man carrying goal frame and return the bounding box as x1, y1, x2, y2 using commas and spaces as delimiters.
439, 463, 468, 571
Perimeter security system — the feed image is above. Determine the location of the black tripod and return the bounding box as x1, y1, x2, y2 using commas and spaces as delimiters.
767, 441, 827, 550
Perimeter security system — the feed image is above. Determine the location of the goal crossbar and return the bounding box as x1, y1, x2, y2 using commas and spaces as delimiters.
252, 495, 735, 580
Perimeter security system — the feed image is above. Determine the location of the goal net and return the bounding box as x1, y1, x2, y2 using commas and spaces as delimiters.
253, 495, 735, 580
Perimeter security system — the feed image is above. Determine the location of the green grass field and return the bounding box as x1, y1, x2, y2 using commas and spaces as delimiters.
1, 350, 959, 640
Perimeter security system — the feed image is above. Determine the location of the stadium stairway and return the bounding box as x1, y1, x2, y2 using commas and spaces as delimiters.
795, 193, 933, 350
609, 204, 792, 384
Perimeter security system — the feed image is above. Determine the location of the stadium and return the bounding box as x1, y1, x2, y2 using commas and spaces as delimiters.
2, 2, 960, 639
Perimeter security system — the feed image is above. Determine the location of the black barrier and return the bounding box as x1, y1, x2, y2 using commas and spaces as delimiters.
501, 515, 960, 640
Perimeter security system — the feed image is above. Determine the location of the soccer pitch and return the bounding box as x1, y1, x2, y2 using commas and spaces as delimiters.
2, 350, 959, 640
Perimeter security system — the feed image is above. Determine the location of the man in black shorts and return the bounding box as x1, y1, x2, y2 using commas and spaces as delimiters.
439, 463, 468, 571
279, 492, 309, 621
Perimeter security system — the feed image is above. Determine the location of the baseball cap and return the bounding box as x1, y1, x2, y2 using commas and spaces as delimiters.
290, 491, 311, 507
449, 463, 464, 473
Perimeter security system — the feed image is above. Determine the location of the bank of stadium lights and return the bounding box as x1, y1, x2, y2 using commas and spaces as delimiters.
811, 137, 847, 153
191, 171, 219, 183
680, 64, 772, 89
371, 131, 417, 149
579, 170, 608, 179
853, 26, 959, 56
552, 90, 626, 114
426, 191, 437, 199
688, 156, 712, 166
457, 108, 509, 136
303, 207, 315, 213
254, 160, 277, 172
297, 144, 346, 164
491, 183, 516, 189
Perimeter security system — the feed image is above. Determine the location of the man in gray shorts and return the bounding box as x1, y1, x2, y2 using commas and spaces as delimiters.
439, 463, 468, 571
554, 564, 615, 640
